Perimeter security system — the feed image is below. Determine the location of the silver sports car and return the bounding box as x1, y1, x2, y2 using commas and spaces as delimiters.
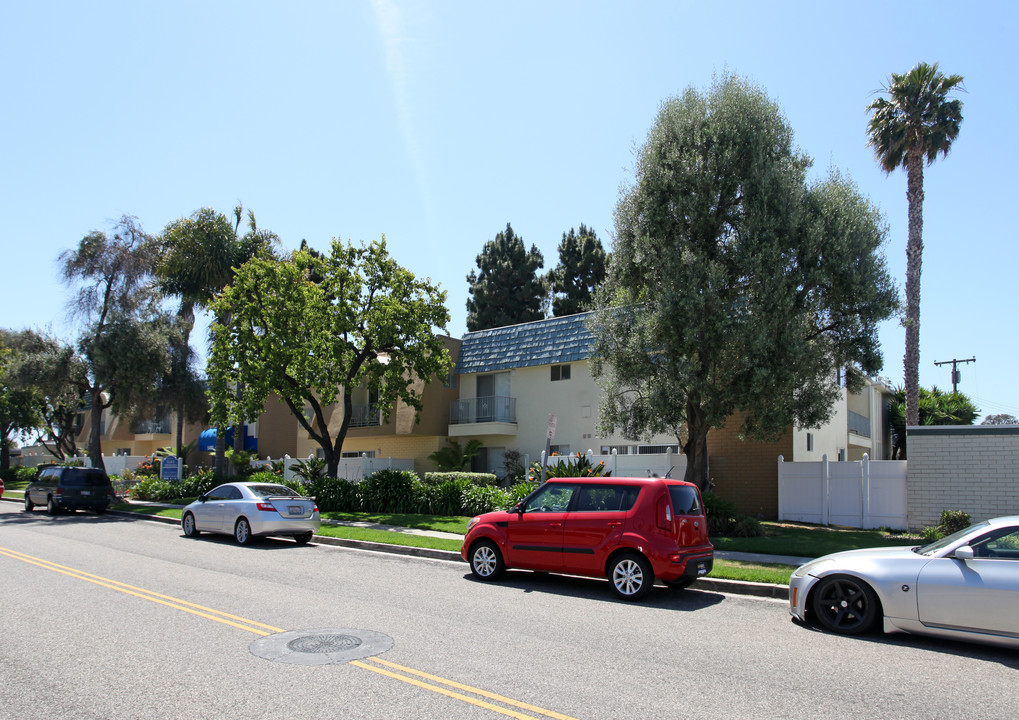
789, 516, 1019, 649
181, 482, 320, 545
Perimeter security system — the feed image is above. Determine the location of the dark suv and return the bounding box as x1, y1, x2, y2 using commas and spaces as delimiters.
24, 466, 115, 515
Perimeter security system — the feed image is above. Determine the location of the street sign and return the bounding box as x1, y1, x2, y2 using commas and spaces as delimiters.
160, 456, 181, 481
546, 414, 557, 441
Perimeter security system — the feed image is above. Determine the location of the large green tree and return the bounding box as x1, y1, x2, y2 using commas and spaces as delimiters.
546, 224, 608, 317
867, 62, 964, 429
466, 223, 545, 331
591, 75, 898, 490
60, 216, 171, 471
207, 238, 452, 478
0, 337, 40, 472
157, 205, 276, 466
889, 386, 978, 459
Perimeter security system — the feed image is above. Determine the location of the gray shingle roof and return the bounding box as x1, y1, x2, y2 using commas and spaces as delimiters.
455, 312, 594, 374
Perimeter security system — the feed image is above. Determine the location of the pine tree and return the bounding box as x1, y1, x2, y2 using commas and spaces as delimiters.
466, 223, 545, 331
547, 224, 608, 316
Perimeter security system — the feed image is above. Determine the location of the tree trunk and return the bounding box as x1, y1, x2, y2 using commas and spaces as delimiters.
175, 397, 185, 459
214, 426, 226, 476
681, 397, 710, 490
89, 388, 106, 472
904, 148, 925, 428
0, 433, 10, 474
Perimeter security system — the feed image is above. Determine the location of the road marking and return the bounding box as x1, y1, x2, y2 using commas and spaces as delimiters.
0, 545, 578, 720
0, 546, 283, 635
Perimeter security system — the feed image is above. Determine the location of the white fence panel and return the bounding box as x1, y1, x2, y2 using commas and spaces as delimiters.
260, 455, 416, 484
778, 455, 907, 530
545, 449, 687, 479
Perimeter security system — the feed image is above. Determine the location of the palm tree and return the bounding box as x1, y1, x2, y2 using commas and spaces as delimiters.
867, 62, 964, 428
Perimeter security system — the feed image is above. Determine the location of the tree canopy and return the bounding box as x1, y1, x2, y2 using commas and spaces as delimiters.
0, 335, 41, 472
889, 385, 979, 459
466, 223, 545, 331
207, 237, 453, 477
866, 62, 964, 428
591, 74, 898, 489
546, 224, 608, 317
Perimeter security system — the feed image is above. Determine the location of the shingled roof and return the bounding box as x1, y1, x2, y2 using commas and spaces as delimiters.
455, 312, 594, 374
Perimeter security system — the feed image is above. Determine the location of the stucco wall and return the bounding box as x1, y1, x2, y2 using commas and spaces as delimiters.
907, 426, 1019, 529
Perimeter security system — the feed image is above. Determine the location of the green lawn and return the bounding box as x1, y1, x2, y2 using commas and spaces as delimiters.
714, 522, 922, 557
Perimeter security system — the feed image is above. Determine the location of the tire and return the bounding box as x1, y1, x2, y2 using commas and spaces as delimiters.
811, 575, 880, 635
295, 531, 313, 545
47, 497, 58, 516
663, 578, 695, 590
24, 495, 34, 512
608, 552, 654, 600
469, 540, 505, 581
234, 518, 254, 545
94, 507, 106, 516
182, 512, 200, 538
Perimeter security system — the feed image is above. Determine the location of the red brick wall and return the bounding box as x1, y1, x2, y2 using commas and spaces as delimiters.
706, 416, 792, 520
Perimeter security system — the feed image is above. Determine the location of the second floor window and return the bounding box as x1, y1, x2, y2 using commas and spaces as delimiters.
551, 364, 571, 381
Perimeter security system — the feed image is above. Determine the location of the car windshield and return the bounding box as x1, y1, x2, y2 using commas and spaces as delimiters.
915, 520, 990, 556
247, 484, 302, 498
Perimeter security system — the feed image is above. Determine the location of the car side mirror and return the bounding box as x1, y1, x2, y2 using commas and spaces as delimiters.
198, 495, 207, 503
954, 545, 975, 560
514, 502, 525, 515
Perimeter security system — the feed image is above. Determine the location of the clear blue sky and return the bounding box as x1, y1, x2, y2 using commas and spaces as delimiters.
2, 1, 1016, 421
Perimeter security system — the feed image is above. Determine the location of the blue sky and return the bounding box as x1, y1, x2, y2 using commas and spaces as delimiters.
2, 1, 1016, 421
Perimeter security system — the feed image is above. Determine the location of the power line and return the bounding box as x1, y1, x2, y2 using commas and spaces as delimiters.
933, 357, 975, 393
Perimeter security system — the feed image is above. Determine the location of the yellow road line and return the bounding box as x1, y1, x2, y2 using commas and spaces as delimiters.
0, 546, 282, 635
365, 658, 579, 720
0, 544, 577, 720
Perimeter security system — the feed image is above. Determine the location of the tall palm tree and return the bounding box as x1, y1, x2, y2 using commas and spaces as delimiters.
867, 62, 964, 427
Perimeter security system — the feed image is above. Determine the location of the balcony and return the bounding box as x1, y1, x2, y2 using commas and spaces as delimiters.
348, 404, 381, 428
133, 418, 172, 439
449, 396, 517, 437
848, 411, 871, 438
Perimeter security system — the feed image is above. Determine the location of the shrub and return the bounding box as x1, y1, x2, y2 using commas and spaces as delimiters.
360, 469, 422, 514
921, 510, 972, 541
423, 471, 497, 487
131, 477, 179, 502
507, 480, 539, 506
702, 491, 763, 537
304, 476, 361, 512
178, 470, 220, 499
530, 453, 610, 480
291, 457, 327, 483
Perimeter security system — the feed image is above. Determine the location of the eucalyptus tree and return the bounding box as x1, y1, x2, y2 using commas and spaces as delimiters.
546, 224, 608, 317
867, 62, 964, 428
466, 223, 545, 331
207, 238, 452, 478
60, 216, 171, 471
0, 336, 40, 472
591, 74, 898, 490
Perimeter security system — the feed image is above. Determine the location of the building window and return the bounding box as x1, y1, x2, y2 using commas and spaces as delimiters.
549, 444, 571, 456
807, 433, 814, 452
551, 364, 571, 381
342, 450, 376, 458
444, 371, 458, 389
637, 444, 680, 455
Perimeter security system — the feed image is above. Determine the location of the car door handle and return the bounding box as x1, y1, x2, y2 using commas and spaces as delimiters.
607, 522, 622, 527
549, 523, 562, 529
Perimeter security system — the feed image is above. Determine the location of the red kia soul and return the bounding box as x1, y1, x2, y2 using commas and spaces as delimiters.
462, 476, 713, 600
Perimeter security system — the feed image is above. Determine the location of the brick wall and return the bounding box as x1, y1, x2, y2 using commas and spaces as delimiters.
907, 426, 1019, 529
707, 417, 793, 520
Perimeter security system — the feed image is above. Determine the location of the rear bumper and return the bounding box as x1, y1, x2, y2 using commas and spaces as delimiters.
249, 515, 321, 537
650, 545, 714, 582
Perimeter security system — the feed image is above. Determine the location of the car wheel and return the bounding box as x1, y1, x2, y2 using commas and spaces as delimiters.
182, 512, 200, 538
24, 495, 34, 512
663, 578, 695, 590
469, 540, 505, 581
47, 497, 58, 515
94, 507, 106, 515
295, 531, 314, 545
811, 575, 880, 635
234, 518, 254, 545
609, 552, 653, 600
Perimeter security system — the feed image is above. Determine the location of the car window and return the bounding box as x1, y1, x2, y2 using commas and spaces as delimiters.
62, 469, 111, 487
669, 486, 702, 515
971, 527, 1019, 559
573, 485, 640, 512
247, 484, 301, 498
524, 484, 576, 513
206, 485, 236, 501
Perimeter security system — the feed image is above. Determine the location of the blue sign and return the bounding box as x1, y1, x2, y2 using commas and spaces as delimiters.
160, 456, 181, 481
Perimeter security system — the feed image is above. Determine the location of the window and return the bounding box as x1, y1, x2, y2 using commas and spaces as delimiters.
342, 450, 375, 458
551, 364, 571, 381
637, 444, 680, 455
807, 433, 814, 452
549, 444, 570, 456
574, 485, 641, 512
523, 484, 577, 513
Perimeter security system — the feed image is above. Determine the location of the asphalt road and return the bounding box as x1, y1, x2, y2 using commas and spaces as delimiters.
1, 503, 1016, 720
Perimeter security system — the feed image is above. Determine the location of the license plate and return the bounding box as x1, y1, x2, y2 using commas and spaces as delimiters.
288, 506, 303, 515
81, 490, 91, 496
696, 561, 708, 576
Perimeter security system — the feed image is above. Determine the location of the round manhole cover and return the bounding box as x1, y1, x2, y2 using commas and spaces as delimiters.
287, 634, 362, 654
250, 628, 392, 665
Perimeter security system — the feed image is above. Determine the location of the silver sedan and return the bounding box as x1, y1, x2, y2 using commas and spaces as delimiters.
789, 516, 1019, 649
181, 482, 320, 545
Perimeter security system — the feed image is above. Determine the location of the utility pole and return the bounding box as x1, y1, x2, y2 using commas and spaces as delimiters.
934, 357, 975, 393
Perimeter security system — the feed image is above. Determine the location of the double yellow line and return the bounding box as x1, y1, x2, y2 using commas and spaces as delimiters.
0, 546, 576, 720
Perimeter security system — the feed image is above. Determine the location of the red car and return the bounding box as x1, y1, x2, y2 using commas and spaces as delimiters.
0, 477, 4, 498
462, 476, 713, 600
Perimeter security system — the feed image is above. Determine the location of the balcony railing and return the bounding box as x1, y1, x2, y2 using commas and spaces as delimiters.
848, 410, 871, 438
450, 396, 516, 425
348, 404, 381, 428
134, 419, 171, 435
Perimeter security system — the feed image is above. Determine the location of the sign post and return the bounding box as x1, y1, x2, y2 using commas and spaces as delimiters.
541, 414, 557, 484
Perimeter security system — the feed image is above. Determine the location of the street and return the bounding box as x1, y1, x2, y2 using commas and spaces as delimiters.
1, 502, 1016, 720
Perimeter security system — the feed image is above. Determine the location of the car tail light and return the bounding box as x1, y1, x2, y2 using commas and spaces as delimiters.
657, 496, 673, 531
313, 505, 319, 513
256, 502, 278, 512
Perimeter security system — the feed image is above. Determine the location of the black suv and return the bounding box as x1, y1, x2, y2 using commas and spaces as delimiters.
24, 466, 114, 515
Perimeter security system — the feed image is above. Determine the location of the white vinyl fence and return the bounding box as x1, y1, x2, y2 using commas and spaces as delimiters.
254, 454, 415, 483
778, 454, 908, 530
545, 448, 687, 479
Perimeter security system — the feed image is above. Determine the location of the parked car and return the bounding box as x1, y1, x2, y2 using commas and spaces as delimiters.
789, 516, 1019, 649
181, 482, 320, 545
0, 477, 4, 498
24, 466, 115, 515
462, 476, 713, 600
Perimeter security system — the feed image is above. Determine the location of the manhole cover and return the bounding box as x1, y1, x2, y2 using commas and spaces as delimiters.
250, 628, 392, 665
287, 634, 362, 654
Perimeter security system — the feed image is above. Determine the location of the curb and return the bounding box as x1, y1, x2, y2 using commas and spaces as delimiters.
7, 498, 789, 600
